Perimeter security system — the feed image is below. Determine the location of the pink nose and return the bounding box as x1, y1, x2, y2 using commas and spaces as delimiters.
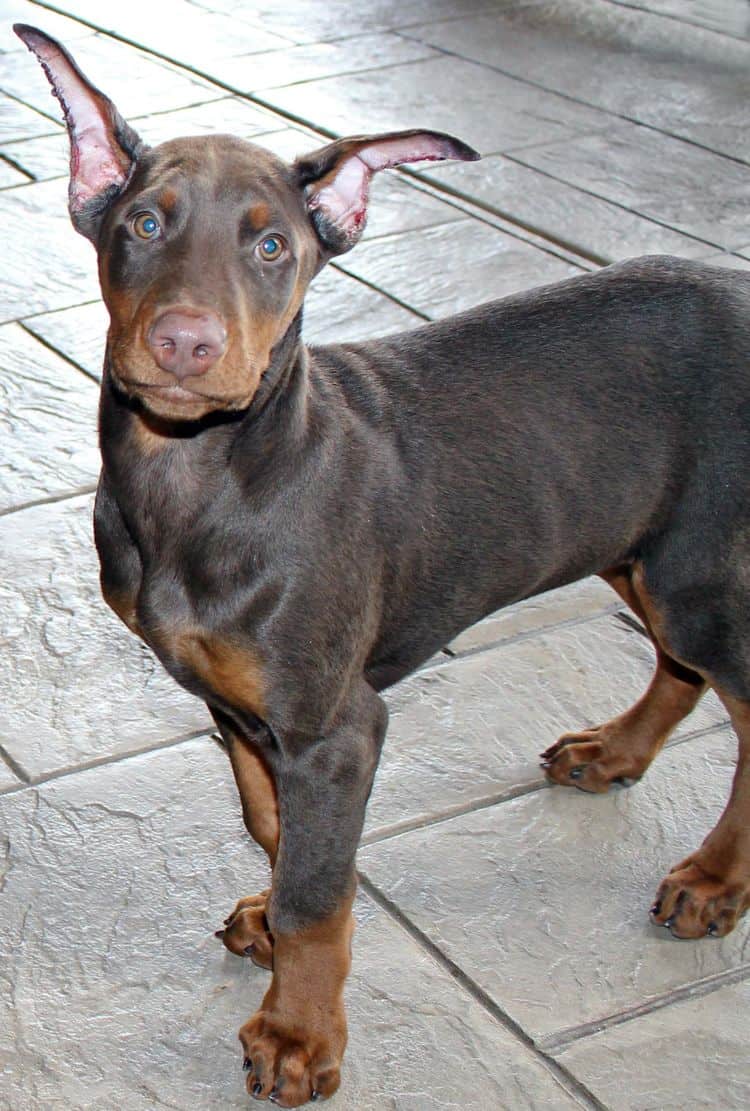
148, 310, 227, 379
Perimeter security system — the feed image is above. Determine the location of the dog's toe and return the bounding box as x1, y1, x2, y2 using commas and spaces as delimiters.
218, 890, 274, 968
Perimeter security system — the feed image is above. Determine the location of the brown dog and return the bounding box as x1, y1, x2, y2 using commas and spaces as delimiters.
17, 22, 750, 1108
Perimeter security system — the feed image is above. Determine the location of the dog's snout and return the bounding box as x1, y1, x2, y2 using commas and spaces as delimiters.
148, 310, 227, 379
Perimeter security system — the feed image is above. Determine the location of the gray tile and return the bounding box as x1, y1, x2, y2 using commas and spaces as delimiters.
696, 252, 750, 271
424, 155, 712, 264
0, 179, 101, 320
337, 220, 584, 318
405, 2, 750, 160
447, 576, 620, 655
304, 267, 422, 344
23, 300, 107, 380
0, 323, 99, 511
133, 97, 290, 144
189, 0, 495, 45
0, 758, 22, 792
0, 94, 61, 145
0, 132, 68, 182
0, 156, 28, 187
361, 727, 746, 1041
554, 976, 750, 1109
358, 176, 465, 241
0, 737, 584, 1110
219, 32, 438, 93
262, 55, 611, 158
0, 495, 211, 781
366, 615, 726, 838
607, 0, 750, 42
1, 30, 224, 121
1, 6, 95, 52
514, 122, 750, 251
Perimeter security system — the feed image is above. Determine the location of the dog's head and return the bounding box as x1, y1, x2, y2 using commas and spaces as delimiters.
15, 24, 479, 421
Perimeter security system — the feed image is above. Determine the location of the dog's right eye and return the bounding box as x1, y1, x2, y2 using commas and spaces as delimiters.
132, 212, 161, 240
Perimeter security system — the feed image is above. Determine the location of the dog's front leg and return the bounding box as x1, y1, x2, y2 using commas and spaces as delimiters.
239, 681, 387, 1107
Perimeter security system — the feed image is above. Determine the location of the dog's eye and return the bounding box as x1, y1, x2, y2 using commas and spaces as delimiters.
257, 235, 285, 262
132, 212, 161, 240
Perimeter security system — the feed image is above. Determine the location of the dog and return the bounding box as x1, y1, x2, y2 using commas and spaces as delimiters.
16, 22, 750, 1108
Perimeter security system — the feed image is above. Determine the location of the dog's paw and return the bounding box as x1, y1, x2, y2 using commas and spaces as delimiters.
215, 890, 274, 968
239, 1008, 344, 1106
650, 856, 750, 939
540, 728, 642, 793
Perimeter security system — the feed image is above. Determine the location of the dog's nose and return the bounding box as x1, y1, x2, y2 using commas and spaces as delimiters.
148, 310, 227, 379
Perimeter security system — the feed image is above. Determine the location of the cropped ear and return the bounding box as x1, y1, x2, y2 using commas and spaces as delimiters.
14, 24, 145, 243
294, 129, 480, 255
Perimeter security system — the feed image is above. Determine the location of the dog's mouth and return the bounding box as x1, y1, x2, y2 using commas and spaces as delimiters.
110, 364, 251, 419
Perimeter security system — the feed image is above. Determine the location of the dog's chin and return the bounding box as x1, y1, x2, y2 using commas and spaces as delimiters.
134, 383, 226, 422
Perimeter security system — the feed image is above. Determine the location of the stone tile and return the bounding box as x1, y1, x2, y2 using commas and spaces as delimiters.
405, 1, 750, 159
262, 55, 611, 158
0, 132, 68, 182
0, 496, 211, 781
22, 301, 107, 380
0, 323, 99, 511
0, 156, 28, 187
219, 32, 438, 93
0, 93, 61, 145
424, 155, 712, 264
366, 615, 726, 838
608, 0, 750, 42
699, 251, 750, 271
360, 726, 745, 1041
358, 177, 464, 241
1, 30, 224, 121
514, 122, 750, 251
0, 737, 584, 1110
337, 220, 584, 318
554, 976, 750, 1109
1, 5, 95, 51
0, 179, 101, 320
190, 0, 495, 45
447, 576, 619, 655
0, 758, 22, 792
304, 267, 422, 344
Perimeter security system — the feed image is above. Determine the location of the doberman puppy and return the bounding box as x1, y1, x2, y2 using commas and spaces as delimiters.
17, 22, 750, 1107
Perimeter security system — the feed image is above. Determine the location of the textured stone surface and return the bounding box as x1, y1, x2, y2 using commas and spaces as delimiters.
0, 156, 28, 187
0, 94, 60, 145
22, 300, 107, 380
554, 976, 750, 1109
0, 179, 100, 320
338, 219, 584, 318
361, 727, 746, 1041
367, 614, 726, 838
514, 122, 750, 250
0, 758, 22, 792
0, 31, 223, 120
424, 156, 713, 264
0, 323, 99, 510
0, 738, 586, 1111
404, 0, 750, 159
0, 496, 211, 781
262, 55, 610, 157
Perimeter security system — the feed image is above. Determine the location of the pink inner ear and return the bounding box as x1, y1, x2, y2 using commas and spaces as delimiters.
307, 133, 464, 241
24, 34, 129, 210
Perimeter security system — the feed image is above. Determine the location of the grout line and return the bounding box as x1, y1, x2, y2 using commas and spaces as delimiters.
394, 29, 750, 170
598, 0, 750, 45
0, 746, 31, 786
357, 874, 607, 1110
328, 262, 430, 321
0, 484, 98, 519
0, 152, 34, 183
18, 319, 102, 384
361, 780, 548, 846
0, 726, 214, 797
539, 960, 750, 1052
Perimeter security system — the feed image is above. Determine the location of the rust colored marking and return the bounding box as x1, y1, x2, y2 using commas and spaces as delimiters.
227, 732, 279, 863
246, 201, 271, 231
102, 586, 143, 640
158, 186, 178, 215
168, 628, 267, 718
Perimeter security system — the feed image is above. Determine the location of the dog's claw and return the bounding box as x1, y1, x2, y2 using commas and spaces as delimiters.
568, 766, 584, 780
215, 928, 225, 939
252, 1081, 263, 1096
664, 915, 675, 928
707, 921, 718, 936
244, 944, 255, 956
650, 901, 661, 917
243, 1057, 253, 1071
311, 1091, 320, 1102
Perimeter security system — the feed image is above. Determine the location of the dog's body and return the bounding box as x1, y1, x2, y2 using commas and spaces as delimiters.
18, 23, 750, 1109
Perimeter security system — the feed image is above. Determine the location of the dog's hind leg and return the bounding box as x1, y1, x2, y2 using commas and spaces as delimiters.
212, 709, 278, 969
542, 565, 707, 792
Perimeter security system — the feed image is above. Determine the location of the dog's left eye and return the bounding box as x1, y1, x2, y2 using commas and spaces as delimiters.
132, 212, 161, 240
257, 235, 286, 261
